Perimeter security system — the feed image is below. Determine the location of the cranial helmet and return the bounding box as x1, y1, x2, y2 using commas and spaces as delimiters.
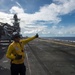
12, 32, 21, 40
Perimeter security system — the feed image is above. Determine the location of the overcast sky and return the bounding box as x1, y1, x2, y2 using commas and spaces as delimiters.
0, 0, 75, 37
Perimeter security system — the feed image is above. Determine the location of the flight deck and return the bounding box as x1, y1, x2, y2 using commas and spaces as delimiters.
0, 38, 75, 75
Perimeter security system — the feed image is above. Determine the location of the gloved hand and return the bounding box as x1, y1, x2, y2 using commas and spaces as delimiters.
15, 55, 22, 60
35, 33, 39, 38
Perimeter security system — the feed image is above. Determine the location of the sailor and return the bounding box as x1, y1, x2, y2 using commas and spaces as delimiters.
6, 33, 39, 75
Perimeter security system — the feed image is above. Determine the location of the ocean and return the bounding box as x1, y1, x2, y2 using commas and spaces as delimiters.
43, 37, 75, 42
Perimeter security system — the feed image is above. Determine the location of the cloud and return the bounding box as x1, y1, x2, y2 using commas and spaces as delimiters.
53, 0, 75, 14
0, 0, 75, 36
16, 1, 22, 8
10, 6, 24, 14
8, 0, 75, 24
33, 25, 75, 37
18, 0, 75, 25
0, 12, 13, 24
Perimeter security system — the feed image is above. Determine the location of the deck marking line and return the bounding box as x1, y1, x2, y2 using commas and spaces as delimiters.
26, 53, 31, 75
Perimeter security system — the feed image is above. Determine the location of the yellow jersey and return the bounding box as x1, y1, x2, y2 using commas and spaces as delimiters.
6, 36, 36, 64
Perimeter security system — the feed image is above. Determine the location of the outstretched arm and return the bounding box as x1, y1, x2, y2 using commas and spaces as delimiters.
21, 34, 39, 44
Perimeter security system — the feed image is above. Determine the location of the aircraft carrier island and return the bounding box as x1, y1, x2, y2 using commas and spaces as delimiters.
0, 38, 75, 75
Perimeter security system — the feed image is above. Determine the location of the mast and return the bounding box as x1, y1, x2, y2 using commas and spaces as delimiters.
13, 14, 20, 34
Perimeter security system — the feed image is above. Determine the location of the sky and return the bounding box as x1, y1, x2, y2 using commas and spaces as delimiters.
0, 0, 75, 37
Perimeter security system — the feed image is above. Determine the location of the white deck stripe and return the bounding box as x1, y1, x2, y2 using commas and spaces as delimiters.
26, 53, 31, 75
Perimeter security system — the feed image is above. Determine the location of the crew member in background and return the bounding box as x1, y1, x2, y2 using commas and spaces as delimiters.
6, 33, 39, 75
